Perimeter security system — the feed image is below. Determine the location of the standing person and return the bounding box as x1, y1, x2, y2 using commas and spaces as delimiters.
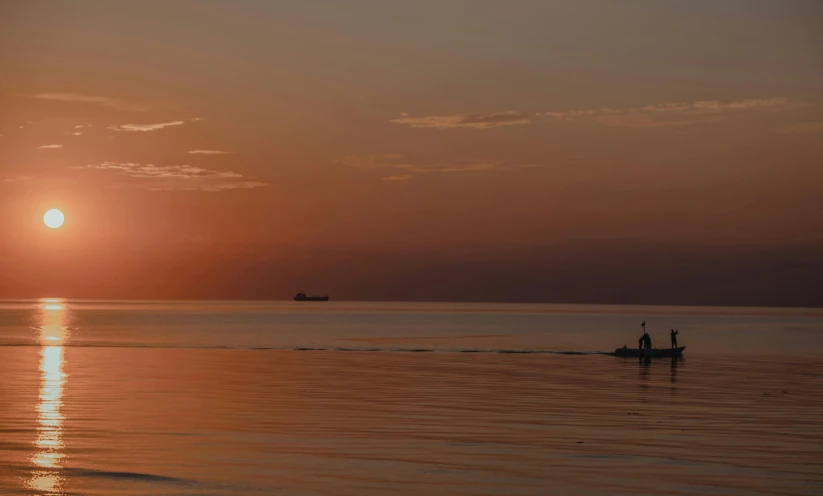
638, 321, 651, 349
638, 323, 652, 351
638, 332, 652, 350
671, 329, 679, 348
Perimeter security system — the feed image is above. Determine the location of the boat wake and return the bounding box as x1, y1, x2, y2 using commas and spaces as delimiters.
292, 347, 610, 355
0, 342, 611, 355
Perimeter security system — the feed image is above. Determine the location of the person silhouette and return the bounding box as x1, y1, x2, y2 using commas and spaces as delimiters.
670, 329, 679, 348
639, 331, 652, 350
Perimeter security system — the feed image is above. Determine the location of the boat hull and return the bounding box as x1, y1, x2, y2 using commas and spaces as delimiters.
614, 346, 685, 358
294, 296, 329, 302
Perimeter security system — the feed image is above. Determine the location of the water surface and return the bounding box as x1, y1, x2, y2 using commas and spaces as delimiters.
1, 300, 821, 495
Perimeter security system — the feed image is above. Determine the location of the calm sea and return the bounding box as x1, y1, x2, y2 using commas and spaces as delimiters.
0, 300, 821, 495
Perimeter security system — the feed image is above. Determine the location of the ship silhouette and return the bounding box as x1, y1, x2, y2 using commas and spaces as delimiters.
293, 292, 329, 302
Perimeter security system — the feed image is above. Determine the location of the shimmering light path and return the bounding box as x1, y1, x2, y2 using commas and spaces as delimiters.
0, 300, 821, 495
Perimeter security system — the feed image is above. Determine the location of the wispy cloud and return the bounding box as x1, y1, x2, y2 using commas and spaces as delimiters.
541, 108, 621, 120
31, 93, 148, 112
2, 175, 34, 184
395, 97, 792, 131
64, 131, 82, 136
187, 150, 232, 155
108, 121, 185, 132
37, 144, 63, 149
391, 111, 531, 129
342, 154, 544, 179
650, 98, 787, 112
145, 182, 267, 192
541, 97, 791, 128
778, 122, 823, 134
73, 162, 266, 192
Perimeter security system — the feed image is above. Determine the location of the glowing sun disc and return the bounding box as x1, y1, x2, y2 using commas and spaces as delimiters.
44, 209, 65, 229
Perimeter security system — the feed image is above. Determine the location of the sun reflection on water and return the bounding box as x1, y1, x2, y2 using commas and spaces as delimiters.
27, 299, 70, 495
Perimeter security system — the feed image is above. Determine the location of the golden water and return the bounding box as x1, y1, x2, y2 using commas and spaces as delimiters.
0, 300, 821, 495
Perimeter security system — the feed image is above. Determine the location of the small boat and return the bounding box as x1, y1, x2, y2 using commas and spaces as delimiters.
613, 346, 685, 358
294, 293, 329, 302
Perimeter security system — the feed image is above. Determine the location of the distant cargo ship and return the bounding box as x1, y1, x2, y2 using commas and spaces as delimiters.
294, 293, 329, 302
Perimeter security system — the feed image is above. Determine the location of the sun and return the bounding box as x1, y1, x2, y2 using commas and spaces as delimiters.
43, 209, 65, 229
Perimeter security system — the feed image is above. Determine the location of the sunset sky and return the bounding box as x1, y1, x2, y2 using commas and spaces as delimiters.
1, 1, 821, 305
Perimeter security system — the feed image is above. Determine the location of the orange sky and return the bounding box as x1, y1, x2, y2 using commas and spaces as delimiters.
1, 1, 822, 304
